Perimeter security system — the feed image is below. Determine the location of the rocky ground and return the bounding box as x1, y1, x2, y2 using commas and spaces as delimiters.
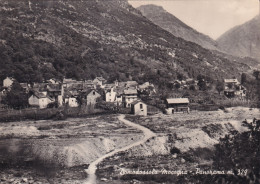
0, 107, 259, 184
96, 107, 260, 183
0, 115, 143, 184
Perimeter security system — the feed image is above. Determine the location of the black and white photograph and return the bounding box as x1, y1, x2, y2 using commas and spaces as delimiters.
0, 0, 259, 183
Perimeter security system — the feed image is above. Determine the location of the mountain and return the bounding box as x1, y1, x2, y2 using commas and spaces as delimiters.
0, 0, 253, 86
137, 4, 218, 51
217, 16, 260, 62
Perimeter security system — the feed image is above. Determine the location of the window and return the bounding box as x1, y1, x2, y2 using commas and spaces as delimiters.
140, 104, 143, 109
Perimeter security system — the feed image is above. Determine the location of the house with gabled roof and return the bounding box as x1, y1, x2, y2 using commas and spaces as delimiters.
20, 83, 30, 93
3, 77, 15, 88
28, 91, 54, 109
224, 78, 239, 90
131, 100, 147, 116
80, 89, 101, 106
93, 77, 107, 88
165, 98, 190, 114
64, 91, 79, 107
123, 89, 138, 108
47, 78, 61, 84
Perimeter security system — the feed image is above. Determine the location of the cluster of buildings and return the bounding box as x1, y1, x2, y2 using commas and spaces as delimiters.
223, 79, 246, 98
0, 76, 247, 116
0, 77, 156, 116
169, 78, 199, 90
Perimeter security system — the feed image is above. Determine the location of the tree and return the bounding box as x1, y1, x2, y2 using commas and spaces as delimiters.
241, 73, 247, 85
253, 70, 259, 80
174, 83, 181, 89
213, 119, 260, 183
216, 81, 224, 94
198, 79, 207, 91
2, 82, 28, 109
189, 85, 195, 91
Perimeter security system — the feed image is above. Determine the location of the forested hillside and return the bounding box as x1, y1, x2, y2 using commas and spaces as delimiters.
0, 0, 254, 86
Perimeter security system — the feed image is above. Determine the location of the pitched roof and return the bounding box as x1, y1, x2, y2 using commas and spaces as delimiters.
124, 89, 138, 95
63, 78, 79, 83
33, 91, 47, 99
95, 77, 106, 81
47, 84, 62, 91
224, 79, 239, 83
131, 100, 146, 105
33, 83, 48, 91
20, 83, 28, 88
5, 77, 15, 81
166, 98, 189, 104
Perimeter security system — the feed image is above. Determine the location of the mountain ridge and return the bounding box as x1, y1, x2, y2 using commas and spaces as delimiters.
217, 16, 260, 62
137, 4, 219, 51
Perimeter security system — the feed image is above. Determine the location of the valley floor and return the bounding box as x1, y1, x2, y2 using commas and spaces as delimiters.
0, 107, 259, 183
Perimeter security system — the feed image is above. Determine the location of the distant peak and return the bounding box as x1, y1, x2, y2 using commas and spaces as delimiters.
137, 4, 166, 12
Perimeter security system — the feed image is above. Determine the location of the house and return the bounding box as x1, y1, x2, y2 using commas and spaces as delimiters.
165, 98, 190, 114
123, 89, 138, 108
3, 77, 15, 88
20, 83, 30, 93
32, 83, 48, 92
105, 87, 117, 103
28, 91, 54, 109
64, 91, 79, 107
224, 79, 246, 98
46, 84, 63, 106
93, 77, 107, 88
47, 78, 60, 84
125, 81, 138, 89
83, 80, 95, 89
224, 79, 239, 90
138, 82, 156, 95
131, 101, 147, 116
81, 89, 101, 106
114, 87, 124, 106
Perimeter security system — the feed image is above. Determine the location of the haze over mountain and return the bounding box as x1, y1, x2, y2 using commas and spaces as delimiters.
0, 0, 254, 85
137, 4, 218, 51
217, 16, 260, 62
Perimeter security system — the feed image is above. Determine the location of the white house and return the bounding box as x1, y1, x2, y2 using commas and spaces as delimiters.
3, 77, 15, 88
65, 97, 79, 107
93, 77, 107, 88
131, 101, 147, 116
123, 89, 138, 108
105, 87, 117, 103
28, 92, 54, 109
224, 79, 240, 90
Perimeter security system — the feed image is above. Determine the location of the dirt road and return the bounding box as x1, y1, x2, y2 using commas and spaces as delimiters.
84, 114, 156, 184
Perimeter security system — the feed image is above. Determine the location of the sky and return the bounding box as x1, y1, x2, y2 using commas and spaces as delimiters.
128, 0, 259, 39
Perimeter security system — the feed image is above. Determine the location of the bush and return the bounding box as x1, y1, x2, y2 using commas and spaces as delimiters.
170, 147, 181, 154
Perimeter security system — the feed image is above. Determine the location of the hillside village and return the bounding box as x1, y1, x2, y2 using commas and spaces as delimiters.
0, 75, 247, 117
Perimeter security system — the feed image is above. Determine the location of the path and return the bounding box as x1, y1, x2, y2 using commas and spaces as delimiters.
84, 114, 156, 184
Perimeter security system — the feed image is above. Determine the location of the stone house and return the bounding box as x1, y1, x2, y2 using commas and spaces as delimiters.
28, 92, 54, 109
131, 101, 147, 116
81, 89, 101, 106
